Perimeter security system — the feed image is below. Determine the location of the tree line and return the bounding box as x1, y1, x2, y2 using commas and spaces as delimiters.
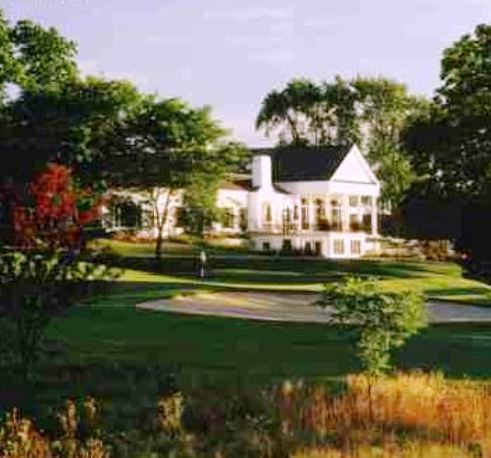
0, 7, 489, 245
0, 9, 247, 257
255, 23, 490, 240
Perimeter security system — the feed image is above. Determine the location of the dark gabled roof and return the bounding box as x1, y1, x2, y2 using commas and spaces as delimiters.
251, 145, 352, 182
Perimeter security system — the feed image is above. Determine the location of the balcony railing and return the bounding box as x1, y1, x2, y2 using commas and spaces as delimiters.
253, 219, 372, 234
258, 223, 299, 234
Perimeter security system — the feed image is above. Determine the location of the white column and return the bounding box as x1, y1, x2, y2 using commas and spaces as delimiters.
371, 197, 378, 235
296, 197, 301, 232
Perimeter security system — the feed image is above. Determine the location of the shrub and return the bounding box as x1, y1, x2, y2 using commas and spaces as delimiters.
0, 164, 115, 378
0, 398, 111, 458
318, 277, 427, 376
1, 373, 490, 457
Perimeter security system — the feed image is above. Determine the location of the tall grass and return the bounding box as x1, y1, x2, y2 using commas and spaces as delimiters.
279, 372, 491, 457
1, 372, 490, 457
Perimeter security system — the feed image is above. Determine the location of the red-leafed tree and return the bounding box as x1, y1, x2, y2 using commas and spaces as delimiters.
12, 163, 102, 250
0, 164, 113, 379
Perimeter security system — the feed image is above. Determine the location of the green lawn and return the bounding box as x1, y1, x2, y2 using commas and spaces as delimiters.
93, 239, 491, 305
4, 300, 490, 432
3, 239, 491, 427
48, 305, 491, 383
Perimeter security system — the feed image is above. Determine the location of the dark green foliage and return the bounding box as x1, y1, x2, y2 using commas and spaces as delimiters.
103, 99, 247, 258
0, 11, 20, 103
0, 77, 142, 185
404, 24, 491, 201
256, 77, 360, 147
256, 76, 427, 213
0, 250, 116, 377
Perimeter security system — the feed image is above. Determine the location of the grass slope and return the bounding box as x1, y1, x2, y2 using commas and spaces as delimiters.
94, 239, 491, 305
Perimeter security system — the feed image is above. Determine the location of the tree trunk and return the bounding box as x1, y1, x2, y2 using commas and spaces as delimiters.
152, 188, 173, 261
155, 227, 163, 260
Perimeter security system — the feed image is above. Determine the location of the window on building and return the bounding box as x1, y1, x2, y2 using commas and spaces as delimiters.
293, 205, 299, 220
239, 208, 247, 231
301, 198, 309, 230
314, 241, 322, 256
282, 239, 292, 252
304, 241, 313, 255
362, 214, 372, 232
349, 214, 361, 231
263, 203, 272, 223
175, 207, 186, 228
315, 198, 325, 219
141, 209, 154, 229
361, 196, 372, 207
351, 240, 361, 255
223, 208, 235, 228
114, 201, 142, 229
262, 241, 271, 251
349, 195, 358, 207
282, 208, 292, 234
283, 207, 292, 222
333, 239, 345, 255
331, 199, 342, 231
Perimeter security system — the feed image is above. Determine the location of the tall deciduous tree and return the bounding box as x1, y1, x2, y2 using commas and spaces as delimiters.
352, 77, 427, 212
0, 77, 142, 185
0, 9, 143, 187
0, 11, 20, 104
404, 24, 491, 200
10, 19, 78, 92
256, 77, 360, 147
105, 99, 246, 258
256, 76, 426, 216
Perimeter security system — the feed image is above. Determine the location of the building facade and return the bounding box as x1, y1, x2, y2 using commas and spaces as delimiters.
103, 145, 381, 258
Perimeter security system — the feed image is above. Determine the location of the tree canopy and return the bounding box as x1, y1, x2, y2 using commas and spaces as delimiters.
0, 8, 246, 255
404, 24, 491, 201
0, 77, 143, 184
256, 76, 426, 212
101, 97, 247, 257
256, 77, 360, 147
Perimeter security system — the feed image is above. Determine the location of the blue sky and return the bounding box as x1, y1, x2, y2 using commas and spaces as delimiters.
3, 0, 490, 146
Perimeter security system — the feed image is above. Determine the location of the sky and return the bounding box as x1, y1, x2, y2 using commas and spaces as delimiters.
3, 0, 490, 146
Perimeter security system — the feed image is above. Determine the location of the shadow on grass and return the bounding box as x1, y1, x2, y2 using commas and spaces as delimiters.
2, 315, 491, 436
426, 286, 491, 297
107, 255, 460, 284
77, 281, 213, 307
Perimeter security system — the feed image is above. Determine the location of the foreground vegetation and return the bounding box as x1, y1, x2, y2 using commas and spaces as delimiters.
2, 238, 490, 455
2, 309, 490, 425
2, 372, 490, 457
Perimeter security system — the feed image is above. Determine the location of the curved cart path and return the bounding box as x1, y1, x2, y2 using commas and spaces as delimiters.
136, 291, 491, 324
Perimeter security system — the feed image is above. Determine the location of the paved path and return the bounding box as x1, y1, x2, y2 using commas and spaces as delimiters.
136, 291, 491, 324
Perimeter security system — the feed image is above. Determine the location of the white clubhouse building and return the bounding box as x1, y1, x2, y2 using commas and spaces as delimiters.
104, 145, 381, 258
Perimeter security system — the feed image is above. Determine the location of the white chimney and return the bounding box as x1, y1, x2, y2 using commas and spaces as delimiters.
252, 155, 272, 189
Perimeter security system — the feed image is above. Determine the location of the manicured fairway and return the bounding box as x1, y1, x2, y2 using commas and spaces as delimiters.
2, 266, 490, 430
49, 303, 491, 383
3, 242, 490, 427
92, 238, 491, 305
